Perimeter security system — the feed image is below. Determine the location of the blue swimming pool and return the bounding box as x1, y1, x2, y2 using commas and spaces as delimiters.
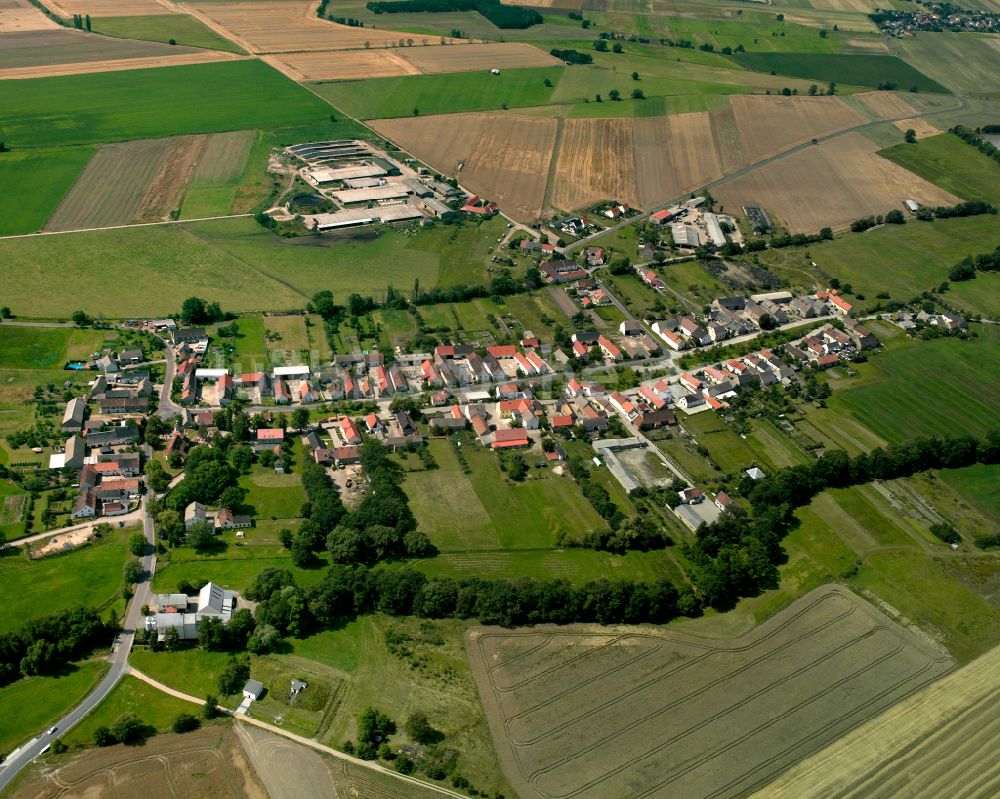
65, 362, 85, 370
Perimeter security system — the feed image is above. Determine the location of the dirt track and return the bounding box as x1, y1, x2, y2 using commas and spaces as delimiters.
136, 134, 209, 222
467, 585, 953, 799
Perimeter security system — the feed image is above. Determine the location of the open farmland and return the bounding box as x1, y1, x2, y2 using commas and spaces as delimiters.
733, 52, 947, 93
93, 13, 245, 52
890, 31, 1000, 95
45, 137, 175, 230
0, 49, 247, 80
714, 132, 958, 232
0, 146, 95, 235
397, 41, 558, 73
0, 59, 328, 148
468, 585, 953, 799
879, 132, 1000, 206
10, 726, 268, 799
373, 112, 557, 221
752, 643, 1000, 798
272, 48, 420, 81
550, 112, 723, 211
44, 0, 172, 15
0, 27, 203, 70
853, 90, 918, 119
312, 66, 561, 119
0, 0, 59, 32
729, 94, 865, 163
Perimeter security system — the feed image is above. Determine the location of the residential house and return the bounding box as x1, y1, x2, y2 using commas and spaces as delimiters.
254, 428, 285, 452
340, 416, 362, 445
539, 260, 588, 284
585, 247, 605, 267
492, 428, 531, 450
215, 508, 252, 530
678, 487, 704, 505
597, 335, 622, 361
609, 391, 639, 422
185, 502, 208, 529
62, 397, 87, 433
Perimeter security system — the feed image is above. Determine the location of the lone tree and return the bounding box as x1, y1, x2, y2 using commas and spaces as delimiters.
904, 128, 917, 143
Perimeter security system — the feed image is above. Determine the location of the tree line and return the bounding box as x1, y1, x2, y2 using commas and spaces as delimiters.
951, 124, 1000, 170
687, 430, 1000, 610
948, 244, 1000, 282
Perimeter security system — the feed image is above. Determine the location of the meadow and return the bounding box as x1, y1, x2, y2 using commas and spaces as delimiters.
310, 67, 562, 119
0, 526, 135, 634
130, 648, 234, 702
0, 215, 505, 318
0, 660, 108, 755
0, 147, 95, 236
667, 14, 846, 54
826, 326, 1000, 443
0, 326, 105, 370
937, 463, 1000, 531
890, 31, 1000, 95
732, 52, 947, 92
756, 215, 1000, 305
0, 60, 330, 148
93, 14, 245, 53
880, 132, 1000, 206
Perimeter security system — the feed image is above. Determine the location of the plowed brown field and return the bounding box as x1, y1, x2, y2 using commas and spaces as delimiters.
730, 94, 864, 163
373, 112, 557, 222
11, 726, 266, 799
751, 643, 1000, 799
714, 132, 959, 233
855, 91, 917, 119
467, 585, 953, 799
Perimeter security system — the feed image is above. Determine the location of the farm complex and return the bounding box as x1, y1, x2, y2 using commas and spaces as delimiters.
2, 0, 1000, 796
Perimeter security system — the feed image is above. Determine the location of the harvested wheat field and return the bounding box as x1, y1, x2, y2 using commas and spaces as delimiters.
0, 28, 201, 70
730, 94, 865, 163
709, 103, 748, 174
0, 49, 245, 79
373, 113, 557, 221
186, 1, 457, 53
550, 112, 722, 211
467, 585, 953, 799
752, 642, 1000, 798
397, 41, 559, 73
893, 117, 940, 139
714, 133, 959, 232
855, 90, 917, 119
11, 726, 266, 799
45, 0, 171, 16
0, 0, 60, 31
267, 48, 420, 81
504, 0, 583, 7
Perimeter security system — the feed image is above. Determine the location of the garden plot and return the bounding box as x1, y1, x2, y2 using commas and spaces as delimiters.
467, 585, 952, 799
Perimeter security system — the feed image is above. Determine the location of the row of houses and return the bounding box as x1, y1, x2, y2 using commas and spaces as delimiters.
71, 453, 142, 519
784, 320, 881, 368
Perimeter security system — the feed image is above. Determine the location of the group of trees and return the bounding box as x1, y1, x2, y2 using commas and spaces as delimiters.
292, 459, 348, 566
0, 609, 112, 686
253, 562, 698, 633
688, 430, 1000, 610
325, 441, 434, 566
180, 296, 229, 326
549, 48, 592, 64
948, 244, 1000, 282
367, 0, 541, 28
951, 125, 1000, 169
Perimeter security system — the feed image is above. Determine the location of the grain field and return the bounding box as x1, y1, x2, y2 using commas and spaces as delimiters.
751, 642, 1000, 799
892, 117, 940, 139
714, 132, 959, 232
550, 118, 638, 210
373, 112, 557, 222
855, 91, 917, 119
709, 102, 748, 174
467, 585, 952, 799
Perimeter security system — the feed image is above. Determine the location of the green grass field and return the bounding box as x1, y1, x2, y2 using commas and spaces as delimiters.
668, 15, 845, 54
130, 648, 235, 702
0, 60, 329, 148
0, 147, 96, 236
239, 468, 306, 519
0, 660, 108, 754
93, 14, 245, 53
0, 215, 505, 318
0, 326, 103, 369
827, 326, 1000, 443
890, 31, 1000, 95
757, 215, 1000, 309
937, 463, 1000, 531
732, 52, 947, 92
0, 526, 135, 635
310, 67, 562, 119
65, 675, 204, 746
880, 133, 1000, 206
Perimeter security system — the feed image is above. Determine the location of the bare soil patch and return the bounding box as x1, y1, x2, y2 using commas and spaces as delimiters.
12, 726, 267, 799
752, 642, 1000, 799
855, 91, 917, 119
372, 112, 557, 222
0, 49, 245, 79
504, 0, 583, 7
467, 585, 953, 799
45, 138, 171, 231
730, 94, 865, 164
714, 132, 959, 233
136, 134, 209, 221
30, 527, 94, 558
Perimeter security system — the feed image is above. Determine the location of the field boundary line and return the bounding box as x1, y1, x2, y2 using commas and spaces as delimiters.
0, 213, 251, 240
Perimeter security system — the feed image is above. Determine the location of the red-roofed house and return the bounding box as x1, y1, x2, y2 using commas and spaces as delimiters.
829, 294, 853, 315
492, 428, 530, 450
638, 384, 666, 409
471, 414, 490, 438
598, 335, 622, 361
680, 372, 702, 392
365, 413, 383, 434
487, 344, 517, 359
609, 391, 639, 421
340, 416, 362, 445
255, 427, 285, 452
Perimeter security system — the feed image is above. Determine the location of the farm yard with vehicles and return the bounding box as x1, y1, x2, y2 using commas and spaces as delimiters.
2, 0, 1000, 796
